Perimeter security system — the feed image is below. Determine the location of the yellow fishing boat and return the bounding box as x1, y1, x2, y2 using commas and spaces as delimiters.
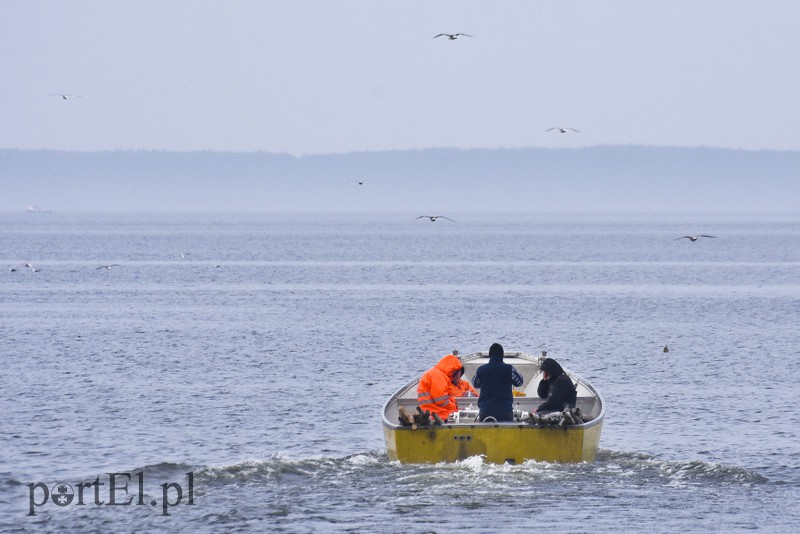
382, 350, 604, 464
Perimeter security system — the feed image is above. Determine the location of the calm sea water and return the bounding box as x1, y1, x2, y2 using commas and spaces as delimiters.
1, 211, 799, 533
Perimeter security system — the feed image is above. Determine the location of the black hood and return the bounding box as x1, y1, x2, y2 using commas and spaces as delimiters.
540, 358, 564, 378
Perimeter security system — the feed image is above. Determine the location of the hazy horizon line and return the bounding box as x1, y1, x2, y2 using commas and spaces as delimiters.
3, 143, 799, 157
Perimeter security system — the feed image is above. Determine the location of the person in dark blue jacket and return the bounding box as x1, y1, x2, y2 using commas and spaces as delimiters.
536, 357, 577, 413
472, 343, 524, 422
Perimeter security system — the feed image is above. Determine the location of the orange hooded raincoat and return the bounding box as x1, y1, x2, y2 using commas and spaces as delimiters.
417, 354, 462, 419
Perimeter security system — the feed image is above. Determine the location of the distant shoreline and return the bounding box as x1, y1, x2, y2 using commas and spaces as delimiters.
2, 146, 798, 213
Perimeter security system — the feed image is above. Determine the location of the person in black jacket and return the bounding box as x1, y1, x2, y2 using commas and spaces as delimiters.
472, 343, 524, 422
536, 358, 577, 413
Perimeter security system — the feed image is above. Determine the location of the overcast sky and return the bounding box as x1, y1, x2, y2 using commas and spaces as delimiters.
2, 1, 799, 155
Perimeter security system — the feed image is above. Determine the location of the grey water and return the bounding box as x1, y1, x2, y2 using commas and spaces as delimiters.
1, 211, 799, 533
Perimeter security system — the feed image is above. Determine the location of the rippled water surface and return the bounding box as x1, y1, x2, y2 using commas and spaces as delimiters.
1, 212, 799, 532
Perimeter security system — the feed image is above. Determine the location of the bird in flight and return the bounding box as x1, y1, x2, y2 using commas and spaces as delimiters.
547, 127, 580, 134
416, 215, 454, 222
675, 235, 716, 242
50, 93, 81, 100
434, 33, 472, 40
96, 264, 121, 270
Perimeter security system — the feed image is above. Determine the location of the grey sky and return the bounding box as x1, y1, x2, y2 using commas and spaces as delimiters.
1, 1, 799, 155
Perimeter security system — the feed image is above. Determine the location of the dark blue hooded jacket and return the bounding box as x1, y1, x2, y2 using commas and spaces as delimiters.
472, 345, 524, 416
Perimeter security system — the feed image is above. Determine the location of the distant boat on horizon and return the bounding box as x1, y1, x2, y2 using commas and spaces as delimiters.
26, 205, 52, 213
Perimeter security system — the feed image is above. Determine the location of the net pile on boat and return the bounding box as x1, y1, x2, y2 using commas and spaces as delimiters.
398, 406, 593, 427
525, 407, 592, 426
398, 406, 444, 428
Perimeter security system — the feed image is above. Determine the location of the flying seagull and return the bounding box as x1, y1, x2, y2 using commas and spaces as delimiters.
675, 235, 716, 242
416, 215, 454, 222
96, 264, 121, 270
434, 33, 472, 40
547, 127, 580, 134
50, 93, 81, 100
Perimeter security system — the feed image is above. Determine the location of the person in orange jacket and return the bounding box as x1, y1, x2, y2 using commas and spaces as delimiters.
450, 367, 479, 398
417, 353, 463, 420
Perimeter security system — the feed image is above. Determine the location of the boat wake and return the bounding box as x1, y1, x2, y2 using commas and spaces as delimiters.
189, 448, 769, 489
5, 450, 766, 494
2, 452, 777, 532
593, 449, 769, 486
195, 451, 387, 487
